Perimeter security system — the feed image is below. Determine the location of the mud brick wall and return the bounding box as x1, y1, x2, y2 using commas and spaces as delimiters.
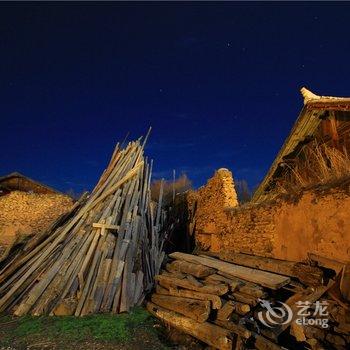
189, 170, 350, 263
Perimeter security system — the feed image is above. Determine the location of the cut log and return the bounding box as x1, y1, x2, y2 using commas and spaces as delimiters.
238, 284, 266, 298
304, 325, 326, 340
155, 275, 228, 295
167, 260, 216, 278
305, 338, 324, 350
217, 301, 235, 321
52, 297, 77, 316
308, 253, 345, 274
290, 322, 306, 342
260, 328, 279, 342
231, 301, 250, 316
156, 284, 222, 309
214, 319, 251, 339
254, 335, 281, 350
325, 333, 346, 347
147, 302, 233, 350
151, 293, 210, 323
205, 273, 243, 291
162, 269, 186, 280
235, 336, 243, 350
186, 274, 204, 287
169, 252, 290, 289
231, 292, 258, 307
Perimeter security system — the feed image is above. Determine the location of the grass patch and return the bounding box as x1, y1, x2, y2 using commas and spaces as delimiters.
1, 307, 155, 344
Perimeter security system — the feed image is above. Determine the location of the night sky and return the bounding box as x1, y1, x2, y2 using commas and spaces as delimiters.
1, 2, 350, 194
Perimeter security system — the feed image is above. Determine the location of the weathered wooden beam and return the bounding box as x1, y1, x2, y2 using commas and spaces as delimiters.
151, 293, 211, 323
202, 251, 323, 286
147, 302, 233, 350
254, 335, 281, 350
217, 300, 250, 319
231, 292, 258, 307
214, 319, 251, 339
340, 263, 350, 301
167, 260, 216, 278
155, 274, 228, 296
169, 252, 290, 289
156, 285, 222, 309
92, 223, 119, 231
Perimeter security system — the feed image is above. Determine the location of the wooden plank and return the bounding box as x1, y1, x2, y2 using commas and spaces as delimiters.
167, 260, 216, 278
231, 292, 258, 307
254, 335, 281, 350
133, 271, 144, 305
217, 300, 250, 320
169, 252, 290, 289
238, 285, 266, 298
217, 301, 235, 321
202, 251, 297, 276
205, 273, 243, 291
214, 319, 251, 339
155, 275, 228, 296
92, 223, 119, 230
203, 251, 324, 286
151, 294, 211, 323
156, 285, 222, 309
147, 302, 233, 350
340, 263, 350, 301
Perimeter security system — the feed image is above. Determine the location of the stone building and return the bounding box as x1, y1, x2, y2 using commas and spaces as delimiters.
189, 88, 350, 263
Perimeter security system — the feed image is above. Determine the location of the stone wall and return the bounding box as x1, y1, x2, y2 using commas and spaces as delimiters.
188, 168, 239, 252
189, 171, 350, 263
0, 191, 73, 262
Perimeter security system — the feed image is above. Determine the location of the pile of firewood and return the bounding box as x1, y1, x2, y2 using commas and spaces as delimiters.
0, 131, 167, 316
148, 252, 350, 350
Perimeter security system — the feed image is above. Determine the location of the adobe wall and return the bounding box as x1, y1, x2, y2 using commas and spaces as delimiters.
189, 171, 350, 263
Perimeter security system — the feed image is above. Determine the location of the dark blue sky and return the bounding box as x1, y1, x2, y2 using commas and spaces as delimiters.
1, 2, 350, 193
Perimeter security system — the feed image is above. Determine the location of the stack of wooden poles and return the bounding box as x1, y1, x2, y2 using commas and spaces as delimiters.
148, 252, 349, 350
0, 131, 166, 316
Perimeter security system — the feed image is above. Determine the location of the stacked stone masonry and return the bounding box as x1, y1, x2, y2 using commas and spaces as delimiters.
189, 169, 350, 263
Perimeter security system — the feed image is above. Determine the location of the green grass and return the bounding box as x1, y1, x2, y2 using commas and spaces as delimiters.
1, 307, 155, 344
